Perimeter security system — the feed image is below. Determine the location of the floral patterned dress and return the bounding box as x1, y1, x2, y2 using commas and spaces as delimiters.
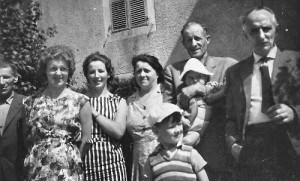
23, 89, 88, 181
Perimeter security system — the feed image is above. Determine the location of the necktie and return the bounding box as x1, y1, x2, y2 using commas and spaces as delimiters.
259, 57, 275, 113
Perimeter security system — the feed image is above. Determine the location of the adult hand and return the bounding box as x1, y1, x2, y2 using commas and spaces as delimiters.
180, 87, 193, 109
182, 110, 191, 119
91, 107, 100, 118
181, 114, 191, 129
180, 83, 206, 109
231, 143, 242, 162
80, 142, 92, 160
267, 104, 295, 124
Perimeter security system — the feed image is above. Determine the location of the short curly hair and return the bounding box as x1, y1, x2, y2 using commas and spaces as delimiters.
131, 54, 164, 89
82, 52, 115, 86
38, 45, 76, 82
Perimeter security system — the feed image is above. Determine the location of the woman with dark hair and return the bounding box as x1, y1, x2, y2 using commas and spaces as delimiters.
82, 52, 127, 181
23, 45, 92, 181
126, 54, 164, 181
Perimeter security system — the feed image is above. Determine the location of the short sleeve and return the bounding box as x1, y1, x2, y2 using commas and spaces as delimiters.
79, 94, 89, 107
190, 148, 207, 174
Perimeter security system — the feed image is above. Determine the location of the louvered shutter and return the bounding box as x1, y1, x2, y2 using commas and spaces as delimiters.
110, 0, 147, 33
111, 0, 128, 32
129, 0, 147, 28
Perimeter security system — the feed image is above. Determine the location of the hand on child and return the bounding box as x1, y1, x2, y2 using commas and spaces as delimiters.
180, 83, 205, 109
182, 111, 191, 119
181, 116, 191, 131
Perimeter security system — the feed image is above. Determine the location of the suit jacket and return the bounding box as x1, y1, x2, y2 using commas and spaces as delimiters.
225, 49, 300, 155
0, 93, 27, 181
163, 54, 237, 170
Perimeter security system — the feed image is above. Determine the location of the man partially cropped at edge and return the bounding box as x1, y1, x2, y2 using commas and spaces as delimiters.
0, 58, 27, 181
225, 6, 300, 180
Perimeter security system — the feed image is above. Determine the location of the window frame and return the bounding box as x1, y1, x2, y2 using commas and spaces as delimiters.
102, 0, 156, 42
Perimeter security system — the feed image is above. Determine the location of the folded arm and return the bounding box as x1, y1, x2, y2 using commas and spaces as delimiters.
92, 98, 127, 140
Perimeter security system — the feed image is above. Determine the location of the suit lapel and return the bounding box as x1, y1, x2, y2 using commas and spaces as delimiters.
3, 93, 23, 134
271, 49, 290, 103
204, 56, 217, 73
272, 49, 289, 83
271, 49, 285, 81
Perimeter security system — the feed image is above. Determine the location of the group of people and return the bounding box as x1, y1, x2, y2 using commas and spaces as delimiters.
0, 6, 299, 181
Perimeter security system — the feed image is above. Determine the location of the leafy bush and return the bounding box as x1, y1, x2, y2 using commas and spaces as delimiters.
0, 0, 137, 99
110, 77, 138, 99
0, 0, 56, 95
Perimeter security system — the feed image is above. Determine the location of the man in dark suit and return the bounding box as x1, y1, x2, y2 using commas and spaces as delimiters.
163, 22, 237, 181
225, 6, 300, 180
0, 58, 27, 181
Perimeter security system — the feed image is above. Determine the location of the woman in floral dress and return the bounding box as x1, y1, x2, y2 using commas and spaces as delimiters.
23, 45, 92, 181
82, 52, 127, 181
126, 54, 164, 181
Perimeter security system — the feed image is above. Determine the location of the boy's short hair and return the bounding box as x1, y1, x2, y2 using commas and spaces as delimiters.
148, 103, 182, 127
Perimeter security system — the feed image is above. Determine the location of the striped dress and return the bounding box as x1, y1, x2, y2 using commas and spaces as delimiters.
83, 94, 127, 181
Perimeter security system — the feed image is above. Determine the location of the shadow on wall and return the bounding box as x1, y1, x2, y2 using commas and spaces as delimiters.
166, 0, 300, 66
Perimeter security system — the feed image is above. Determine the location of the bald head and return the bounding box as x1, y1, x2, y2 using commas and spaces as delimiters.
242, 7, 278, 33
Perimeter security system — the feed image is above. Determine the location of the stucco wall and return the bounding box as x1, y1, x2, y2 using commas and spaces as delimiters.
38, 0, 300, 83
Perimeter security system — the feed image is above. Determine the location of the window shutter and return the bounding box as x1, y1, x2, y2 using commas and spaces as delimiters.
111, 0, 128, 32
129, 0, 147, 28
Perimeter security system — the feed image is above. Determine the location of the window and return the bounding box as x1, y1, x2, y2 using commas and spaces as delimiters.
102, 0, 156, 42
111, 0, 148, 33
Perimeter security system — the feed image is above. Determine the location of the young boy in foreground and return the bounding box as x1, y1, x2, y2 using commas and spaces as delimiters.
143, 103, 209, 181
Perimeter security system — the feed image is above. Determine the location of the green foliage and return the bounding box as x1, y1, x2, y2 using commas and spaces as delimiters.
0, 0, 57, 95
110, 77, 138, 99
0, 0, 137, 98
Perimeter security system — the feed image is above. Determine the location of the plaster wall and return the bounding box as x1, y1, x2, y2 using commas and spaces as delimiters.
37, 0, 300, 82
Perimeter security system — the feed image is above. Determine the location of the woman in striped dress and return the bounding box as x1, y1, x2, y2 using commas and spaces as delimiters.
82, 52, 127, 181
